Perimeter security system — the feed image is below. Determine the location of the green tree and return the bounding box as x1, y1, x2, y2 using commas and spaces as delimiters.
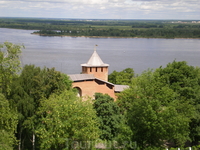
118, 70, 194, 148
108, 68, 134, 85
36, 90, 99, 150
0, 42, 23, 150
155, 61, 200, 104
0, 94, 18, 150
114, 111, 133, 149
8, 65, 72, 150
93, 93, 123, 141
0, 42, 23, 96
155, 61, 200, 145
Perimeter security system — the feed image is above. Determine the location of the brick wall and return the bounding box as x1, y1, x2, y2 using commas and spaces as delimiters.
72, 79, 115, 99
82, 66, 108, 81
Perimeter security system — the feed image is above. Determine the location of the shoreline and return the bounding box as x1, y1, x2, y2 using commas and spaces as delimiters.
1, 27, 199, 39
31, 33, 200, 40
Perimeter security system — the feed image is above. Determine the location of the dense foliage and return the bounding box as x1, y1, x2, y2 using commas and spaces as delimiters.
117, 62, 200, 149
108, 68, 134, 85
118, 69, 195, 148
0, 42, 24, 96
8, 65, 73, 149
155, 61, 200, 145
0, 42, 23, 149
93, 93, 122, 141
0, 94, 18, 150
1, 41, 200, 150
36, 91, 99, 149
1, 18, 200, 38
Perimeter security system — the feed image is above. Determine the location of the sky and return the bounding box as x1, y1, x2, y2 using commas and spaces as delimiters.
0, 0, 200, 20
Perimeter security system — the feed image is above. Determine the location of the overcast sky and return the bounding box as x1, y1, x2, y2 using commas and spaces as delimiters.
0, 0, 199, 20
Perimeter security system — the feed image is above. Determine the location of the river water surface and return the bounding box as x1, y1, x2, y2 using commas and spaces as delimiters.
0, 28, 200, 75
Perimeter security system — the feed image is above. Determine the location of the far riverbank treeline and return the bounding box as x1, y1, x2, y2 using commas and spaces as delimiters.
0, 18, 200, 38
1, 42, 200, 150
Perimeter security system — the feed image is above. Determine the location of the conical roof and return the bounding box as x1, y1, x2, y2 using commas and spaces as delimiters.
81, 50, 109, 67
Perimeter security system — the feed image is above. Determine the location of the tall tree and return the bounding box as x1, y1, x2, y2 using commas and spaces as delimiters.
118, 70, 194, 148
0, 42, 23, 96
155, 61, 200, 145
0, 94, 18, 150
36, 90, 100, 150
93, 93, 123, 141
0, 42, 23, 150
8, 65, 72, 150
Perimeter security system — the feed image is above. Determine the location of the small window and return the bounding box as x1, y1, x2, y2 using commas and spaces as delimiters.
101, 67, 103, 72
90, 67, 92, 72
96, 67, 98, 72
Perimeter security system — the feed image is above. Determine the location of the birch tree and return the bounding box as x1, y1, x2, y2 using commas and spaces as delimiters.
0, 42, 23, 96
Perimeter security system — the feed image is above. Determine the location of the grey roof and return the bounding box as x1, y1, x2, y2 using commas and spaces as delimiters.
68, 74, 114, 86
114, 85, 129, 92
81, 50, 109, 67
68, 74, 95, 81
68, 74, 129, 92
95, 77, 114, 86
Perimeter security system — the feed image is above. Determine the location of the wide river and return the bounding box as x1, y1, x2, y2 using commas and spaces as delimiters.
0, 28, 200, 75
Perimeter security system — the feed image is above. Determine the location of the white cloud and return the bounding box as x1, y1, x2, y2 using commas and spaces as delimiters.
100, 6, 106, 9
0, 0, 199, 19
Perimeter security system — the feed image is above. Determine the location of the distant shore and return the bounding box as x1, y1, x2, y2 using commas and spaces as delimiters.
31, 32, 200, 39
1, 18, 200, 39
